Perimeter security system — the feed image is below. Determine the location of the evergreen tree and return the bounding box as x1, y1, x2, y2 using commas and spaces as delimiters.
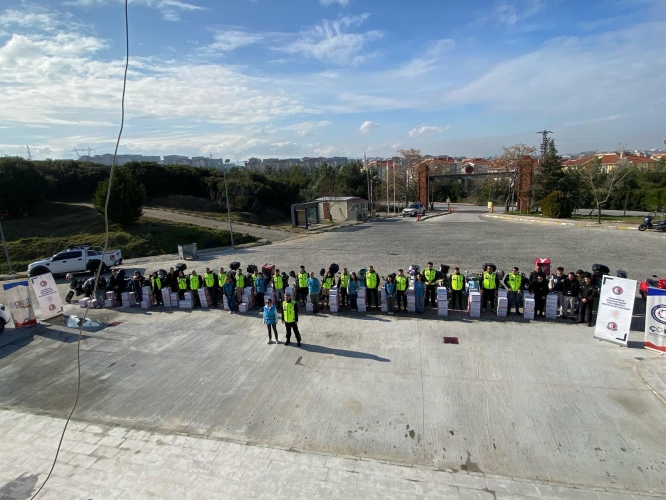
531, 139, 565, 206
93, 166, 146, 225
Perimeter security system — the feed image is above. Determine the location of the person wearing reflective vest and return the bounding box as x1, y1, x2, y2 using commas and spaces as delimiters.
503, 267, 523, 315
281, 293, 301, 346
321, 271, 334, 308
177, 271, 188, 300
297, 266, 309, 306
263, 298, 279, 343
365, 266, 380, 310
423, 262, 438, 308
337, 267, 350, 307
203, 267, 218, 307
395, 269, 409, 312
189, 270, 202, 307
235, 269, 245, 304
273, 269, 285, 309
150, 272, 164, 306
481, 265, 497, 312
449, 267, 465, 310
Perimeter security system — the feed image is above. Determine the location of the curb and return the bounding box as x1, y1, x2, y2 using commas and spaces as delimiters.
482, 214, 641, 231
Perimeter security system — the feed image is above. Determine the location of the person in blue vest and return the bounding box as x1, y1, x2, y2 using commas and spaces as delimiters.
263, 298, 279, 343
307, 271, 321, 313
384, 274, 397, 315
347, 272, 359, 312
414, 273, 426, 313
222, 275, 236, 314
254, 271, 267, 309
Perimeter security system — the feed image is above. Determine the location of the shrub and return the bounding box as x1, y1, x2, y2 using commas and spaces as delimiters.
540, 190, 573, 218
93, 167, 146, 225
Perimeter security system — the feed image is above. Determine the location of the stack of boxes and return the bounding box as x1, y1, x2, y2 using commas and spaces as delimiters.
121, 292, 131, 308
170, 291, 180, 308
238, 287, 254, 313
79, 298, 89, 308
437, 287, 448, 317
468, 291, 481, 318
180, 291, 194, 310
140, 285, 153, 310
357, 286, 367, 312
545, 294, 558, 319
305, 294, 314, 313
104, 291, 116, 308
329, 288, 339, 313
161, 287, 172, 308
406, 286, 416, 313
380, 288, 388, 313
197, 288, 211, 308
497, 296, 508, 317
523, 297, 535, 320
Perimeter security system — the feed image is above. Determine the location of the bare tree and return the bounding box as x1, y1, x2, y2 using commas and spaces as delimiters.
204, 176, 223, 208
579, 158, 632, 224
489, 144, 537, 211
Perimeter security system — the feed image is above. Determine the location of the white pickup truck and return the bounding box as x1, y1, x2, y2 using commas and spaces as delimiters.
28, 245, 123, 277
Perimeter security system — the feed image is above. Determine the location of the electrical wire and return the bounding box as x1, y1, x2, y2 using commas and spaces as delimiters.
30, 1, 129, 498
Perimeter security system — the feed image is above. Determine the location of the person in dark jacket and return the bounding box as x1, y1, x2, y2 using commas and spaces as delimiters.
562, 272, 580, 320
130, 271, 144, 305
529, 273, 549, 317
189, 270, 202, 307
108, 268, 126, 304
574, 269, 586, 314
578, 273, 598, 326
222, 275, 236, 313
551, 267, 565, 317
166, 267, 178, 291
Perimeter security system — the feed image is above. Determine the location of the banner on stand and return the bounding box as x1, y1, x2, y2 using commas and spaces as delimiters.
593, 275, 636, 346
2, 280, 37, 327
645, 287, 666, 353
30, 272, 63, 320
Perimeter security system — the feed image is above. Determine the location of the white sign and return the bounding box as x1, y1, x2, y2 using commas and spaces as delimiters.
2, 280, 37, 328
593, 276, 637, 346
645, 287, 666, 353
30, 272, 64, 320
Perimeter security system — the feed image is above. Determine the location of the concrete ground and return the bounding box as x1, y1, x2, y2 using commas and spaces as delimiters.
1, 205, 665, 499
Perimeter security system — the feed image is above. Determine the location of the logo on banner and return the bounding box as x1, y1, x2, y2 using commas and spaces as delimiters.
612, 286, 623, 295
606, 322, 618, 331
40, 280, 47, 287
651, 304, 666, 325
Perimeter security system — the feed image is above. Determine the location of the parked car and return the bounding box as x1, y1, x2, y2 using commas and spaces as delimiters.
402, 202, 426, 217
28, 244, 122, 277
0, 303, 10, 334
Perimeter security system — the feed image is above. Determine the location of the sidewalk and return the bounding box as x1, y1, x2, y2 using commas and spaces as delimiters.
2, 408, 664, 500
483, 213, 641, 231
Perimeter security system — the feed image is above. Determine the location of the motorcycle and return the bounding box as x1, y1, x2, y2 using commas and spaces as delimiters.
65, 274, 105, 303
639, 275, 666, 300
638, 213, 666, 232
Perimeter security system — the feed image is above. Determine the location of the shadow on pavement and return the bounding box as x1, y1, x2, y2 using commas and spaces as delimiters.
0, 324, 91, 361
298, 344, 390, 362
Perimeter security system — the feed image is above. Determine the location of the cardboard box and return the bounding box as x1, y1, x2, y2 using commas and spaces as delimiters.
438, 307, 448, 317
407, 305, 416, 312
238, 303, 248, 313
184, 292, 192, 301
129, 292, 136, 302
106, 291, 115, 300
163, 299, 172, 308
140, 301, 150, 310
170, 293, 180, 302
329, 305, 339, 313
357, 304, 367, 312
121, 301, 130, 308
524, 309, 535, 320
79, 299, 89, 308
498, 289, 508, 298
179, 300, 193, 310
469, 292, 481, 302
121, 292, 130, 300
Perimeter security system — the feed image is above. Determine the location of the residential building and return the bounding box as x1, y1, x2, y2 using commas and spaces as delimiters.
563, 152, 657, 171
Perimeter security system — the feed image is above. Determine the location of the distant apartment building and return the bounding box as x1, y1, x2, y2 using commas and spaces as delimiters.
563, 152, 657, 171
81, 154, 161, 166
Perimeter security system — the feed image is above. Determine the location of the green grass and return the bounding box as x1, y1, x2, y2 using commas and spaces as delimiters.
0, 202, 258, 274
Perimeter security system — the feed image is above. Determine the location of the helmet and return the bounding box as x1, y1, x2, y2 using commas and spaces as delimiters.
66, 273, 73, 280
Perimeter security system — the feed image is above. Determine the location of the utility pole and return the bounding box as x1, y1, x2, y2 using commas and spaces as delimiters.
26, 145, 32, 161
536, 130, 553, 159
386, 162, 389, 218
0, 215, 13, 275
223, 159, 234, 246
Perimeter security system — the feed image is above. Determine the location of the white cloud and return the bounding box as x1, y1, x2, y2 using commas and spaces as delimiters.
494, 0, 543, 26
61, 0, 205, 21
205, 30, 264, 52
359, 121, 378, 134
408, 125, 450, 137
277, 14, 382, 65
320, 0, 349, 6
283, 120, 332, 137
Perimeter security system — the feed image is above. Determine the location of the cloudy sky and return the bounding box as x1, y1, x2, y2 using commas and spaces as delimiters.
1, 0, 665, 161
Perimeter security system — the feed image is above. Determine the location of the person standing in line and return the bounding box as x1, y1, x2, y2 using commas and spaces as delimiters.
92, 271, 105, 307
321, 270, 334, 309
395, 269, 409, 313
338, 267, 350, 308
384, 275, 397, 315
234, 269, 246, 305
530, 273, 549, 318
177, 270, 188, 300
150, 271, 164, 306
578, 272, 598, 327
481, 265, 498, 313
449, 267, 465, 310
263, 298, 279, 343
222, 275, 236, 314
562, 271, 580, 320
166, 267, 177, 292
574, 269, 585, 314
203, 267, 218, 307
551, 267, 565, 317
347, 272, 359, 312
503, 267, 523, 315
217, 267, 226, 306
307, 272, 321, 313
297, 266, 309, 306
423, 262, 438, 308
414, 273, 426, 313
108, 268, 124, 304
189, 270, 202, 307
365, 265, 380, 310
273, 269, 285, 310
254, 270, 267, 309
130, 271, 144, 306
281, 293, 301, 347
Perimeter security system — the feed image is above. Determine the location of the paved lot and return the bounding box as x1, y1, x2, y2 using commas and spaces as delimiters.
1, 206, 665, 499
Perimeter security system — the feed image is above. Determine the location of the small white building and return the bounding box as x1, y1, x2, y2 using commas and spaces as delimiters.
316, 197, 369, 222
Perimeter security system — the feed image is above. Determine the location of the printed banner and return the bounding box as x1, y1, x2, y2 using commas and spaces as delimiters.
2, 280, 37, 328
593, 276, 637, 346
30, 272, 63, 320
645, 287, 666, 353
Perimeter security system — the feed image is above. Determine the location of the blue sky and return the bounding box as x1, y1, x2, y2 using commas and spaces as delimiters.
1, 0, 665, 160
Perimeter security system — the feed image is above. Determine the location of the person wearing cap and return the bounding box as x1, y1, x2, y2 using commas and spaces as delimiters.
338, 267, 350, 308
307, 271, 321, 313
481, 265, 498, 313
395, 269, 409, 312
365, 265, 380, 310
273, 269, 285, 309
281, 293, 301, 346
203, 267, 218, 307
235, 269, 246, 305
530, 272, 549, 318
449, 267, 465, 310
297, 266, 309, 306
578, 272, 598, 327
222, 275, 236, 313
263, 298, 279, 343
503, 267, 523, 315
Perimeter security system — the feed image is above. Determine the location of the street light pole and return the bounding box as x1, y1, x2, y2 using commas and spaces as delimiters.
223, 159, 234, 247
0, 219, 14, 274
